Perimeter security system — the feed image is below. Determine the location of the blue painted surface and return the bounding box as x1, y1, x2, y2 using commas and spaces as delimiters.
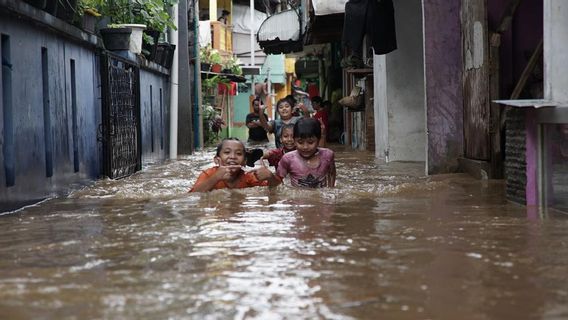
0, 13, 102, 207
139, 69, 170, 164
259, 54, 286, 84
0, 11, 170, 211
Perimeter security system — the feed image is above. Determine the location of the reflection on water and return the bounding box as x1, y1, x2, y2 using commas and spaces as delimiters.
1, 146, 568, 319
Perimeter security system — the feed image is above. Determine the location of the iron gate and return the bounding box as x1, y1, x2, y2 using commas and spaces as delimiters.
100, 52, 141, 179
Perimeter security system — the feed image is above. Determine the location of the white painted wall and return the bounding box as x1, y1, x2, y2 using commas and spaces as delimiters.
373, 0, 425, 162
544, 0, 568, 102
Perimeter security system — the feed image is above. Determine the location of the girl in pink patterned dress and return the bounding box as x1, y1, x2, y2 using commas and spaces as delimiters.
276, 118, 336, 188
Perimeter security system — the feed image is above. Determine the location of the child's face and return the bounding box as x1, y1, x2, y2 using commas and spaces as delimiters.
215, 140, 246, 167
277, 101, 293, 119
295, 136, 319, 159
280, 128, 295, 151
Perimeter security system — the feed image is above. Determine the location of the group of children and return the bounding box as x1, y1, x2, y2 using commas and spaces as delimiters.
189, 97, 336, 192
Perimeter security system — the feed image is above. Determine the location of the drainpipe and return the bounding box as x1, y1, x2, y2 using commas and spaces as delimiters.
193, 0, 203, 149
169, 3, 179, 159
250, 0, 255, 67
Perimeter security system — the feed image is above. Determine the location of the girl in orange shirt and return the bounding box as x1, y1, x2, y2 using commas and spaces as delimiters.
189, 138, 280, 192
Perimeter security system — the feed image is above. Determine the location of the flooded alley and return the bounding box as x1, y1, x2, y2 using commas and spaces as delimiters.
1, 146, 568, 319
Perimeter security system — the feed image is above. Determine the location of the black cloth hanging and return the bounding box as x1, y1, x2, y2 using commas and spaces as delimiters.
342, 0, 397, 56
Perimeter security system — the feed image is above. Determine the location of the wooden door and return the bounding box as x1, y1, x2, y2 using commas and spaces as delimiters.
462, 0, 490, 160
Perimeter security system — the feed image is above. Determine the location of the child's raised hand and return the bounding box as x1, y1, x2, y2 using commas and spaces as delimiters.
253, 161, 274, 181
214, 165, 242, 181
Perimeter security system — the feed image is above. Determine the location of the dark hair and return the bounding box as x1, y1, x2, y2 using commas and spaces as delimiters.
322, 100, 332, 108
284, 94, 296, 106
276, 98, 292, 110
216, 137, 244, 156
311, 96, 323, 104
294, 118, 321, 140
281, 123, 295, 134
252, 96, 263, 105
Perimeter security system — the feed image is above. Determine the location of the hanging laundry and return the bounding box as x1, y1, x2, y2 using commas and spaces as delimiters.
342, 0, 397, 56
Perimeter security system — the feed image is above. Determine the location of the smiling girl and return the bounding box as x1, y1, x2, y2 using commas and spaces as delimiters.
276, 118, 336, 188
189, 138, 280, 192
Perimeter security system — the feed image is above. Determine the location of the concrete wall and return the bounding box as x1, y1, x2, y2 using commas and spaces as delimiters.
0, 11, 100, 209
374, 0, 425, 163
423, 0, 464, 174
544, 0, 568, 102
139, 69, 170, 164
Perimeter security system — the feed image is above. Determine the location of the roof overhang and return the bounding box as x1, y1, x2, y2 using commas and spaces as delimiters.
257, 9, 304, 54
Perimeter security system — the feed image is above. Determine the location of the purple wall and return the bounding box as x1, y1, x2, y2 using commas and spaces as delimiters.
424, 0, 464, 174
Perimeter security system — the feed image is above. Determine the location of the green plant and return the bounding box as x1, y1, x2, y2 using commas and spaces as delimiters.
98, 0, 177, 32
199, 45, 222, 65
202, 75, 230, 92
202, 105, 225, 146
223, 55, 242, 75
77, 0, 102, 16
133, 0, 177, 32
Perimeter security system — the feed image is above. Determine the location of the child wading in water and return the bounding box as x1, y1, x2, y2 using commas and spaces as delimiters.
263, 123, 295, 170
189, 138, 279, 192
259, 98, 308, 148
276, 118, 336, 188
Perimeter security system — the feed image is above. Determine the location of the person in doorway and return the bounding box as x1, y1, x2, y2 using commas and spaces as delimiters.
311, 96, 329, 143
218, 9, 230, 24
189, 138, 279, 192
263, 123, 296, 170
245, 97, 269, 145
276, 118, 336, 188
258, 98, 308, 148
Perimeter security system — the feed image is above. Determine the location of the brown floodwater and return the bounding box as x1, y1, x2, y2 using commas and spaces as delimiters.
1, 145, 567, 319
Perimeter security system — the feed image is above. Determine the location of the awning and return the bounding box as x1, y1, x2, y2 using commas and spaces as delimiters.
257, 9, 304, 54
312, 0, 348, 16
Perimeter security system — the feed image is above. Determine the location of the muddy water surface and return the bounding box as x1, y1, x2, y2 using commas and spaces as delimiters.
1, 146, 567, 319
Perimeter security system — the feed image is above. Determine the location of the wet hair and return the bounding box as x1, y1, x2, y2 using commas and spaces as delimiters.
216, 137, 244, 156
284, 94, 296, 106
311, 96, 323, 105
276, 98, 292, 111
294, 118, 321, 140
281, 123, 295, 135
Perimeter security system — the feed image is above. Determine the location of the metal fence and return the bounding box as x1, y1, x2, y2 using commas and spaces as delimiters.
100, 52, 141, 179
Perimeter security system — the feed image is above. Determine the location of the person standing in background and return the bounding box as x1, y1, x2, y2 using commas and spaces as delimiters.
245, 97, 269, 145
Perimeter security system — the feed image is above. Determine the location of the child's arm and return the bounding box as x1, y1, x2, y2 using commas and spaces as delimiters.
258, 106, 273, 132
254, 161, 281, 187
190, 166, 241, 192
318, 120, 326, 147
297, 103, 310, 118
328, 161, 336, 187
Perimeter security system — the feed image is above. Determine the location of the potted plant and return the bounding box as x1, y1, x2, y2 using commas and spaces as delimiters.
135, 0, 178, 61
97, 0, 146, 54
223, 55, 242, 75
209, 50, 223, 73
76, 0, 102, 34
199, 45, 213, 72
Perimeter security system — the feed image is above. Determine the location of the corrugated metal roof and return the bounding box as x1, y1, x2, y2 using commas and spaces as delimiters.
257, 10, 301, 42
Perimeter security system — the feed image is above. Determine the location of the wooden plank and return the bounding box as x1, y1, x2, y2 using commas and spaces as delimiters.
462, 0, 490, 160
489, 32, 503, 178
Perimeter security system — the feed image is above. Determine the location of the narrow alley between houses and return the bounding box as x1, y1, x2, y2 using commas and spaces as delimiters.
1, 146, 567, 319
